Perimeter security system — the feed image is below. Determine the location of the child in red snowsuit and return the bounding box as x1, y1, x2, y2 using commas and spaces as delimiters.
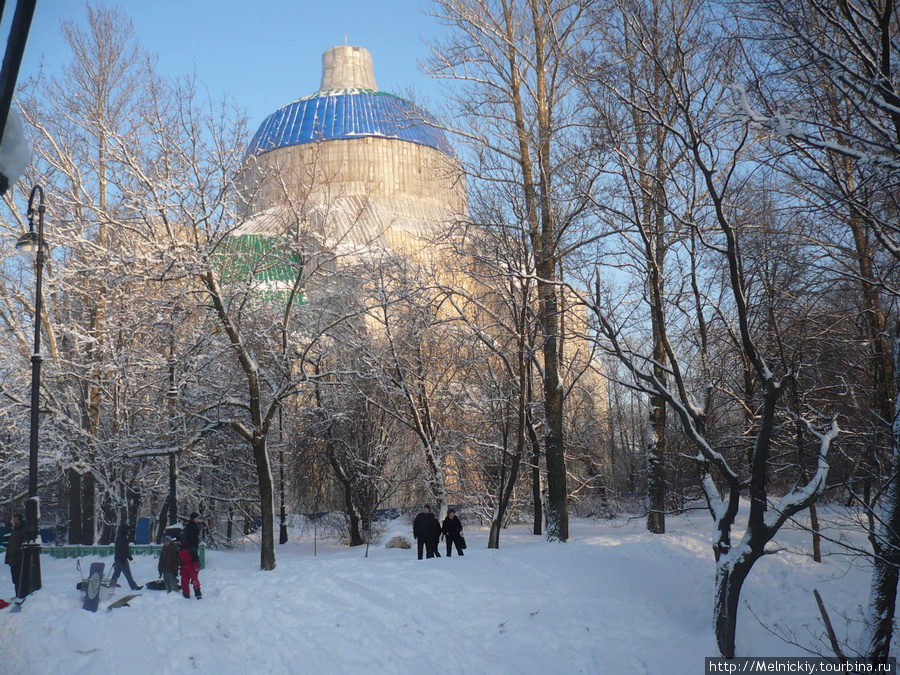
179, 544, 202, 599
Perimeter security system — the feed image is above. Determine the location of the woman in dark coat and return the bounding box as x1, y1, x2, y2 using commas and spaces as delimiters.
183, 512, 202, 562
4, 514, 24, 597
441, 509, 464, 557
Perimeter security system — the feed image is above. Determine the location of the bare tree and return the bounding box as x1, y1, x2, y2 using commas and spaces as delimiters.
351, 251, 463, 520
578, 0, 840, 657
426, 0, 601, 541
4, 5, 173, 543
438, 215, 541, 547
727, 0, 900, 660
580, 0, 707, 534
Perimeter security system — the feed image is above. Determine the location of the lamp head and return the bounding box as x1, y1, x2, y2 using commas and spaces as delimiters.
15, 230, 41, 261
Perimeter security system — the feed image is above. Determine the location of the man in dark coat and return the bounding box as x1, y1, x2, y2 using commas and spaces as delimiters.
441, 508, 465, 557
183, 512, 202, 563
412, 505, 442, 560
110, 524, 142, 591
4, 514, 24, 597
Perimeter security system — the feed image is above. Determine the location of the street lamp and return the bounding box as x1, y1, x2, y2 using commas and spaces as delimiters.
14, 184, 46, 597
152, 309, 179, 535
165, 323, 178, 529
279, 406, 288, 545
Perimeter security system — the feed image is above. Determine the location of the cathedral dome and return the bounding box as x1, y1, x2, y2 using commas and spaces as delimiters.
237, 45, 466, 255
246, 46, 452, 158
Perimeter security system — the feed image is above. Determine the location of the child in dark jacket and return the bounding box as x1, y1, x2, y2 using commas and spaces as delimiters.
178, 544, 201, 599
158, 536, 180, 593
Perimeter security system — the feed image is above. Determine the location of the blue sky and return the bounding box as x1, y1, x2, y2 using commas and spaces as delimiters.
6, 0, 449, 135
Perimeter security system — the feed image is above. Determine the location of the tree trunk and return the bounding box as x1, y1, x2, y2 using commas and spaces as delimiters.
863, 332, 900, 662
253, 437, 276, 570
714, 549, 757, 658
864, 509, 900, 664
326, 444, 364, 546
540, 277, 568, 542
498, 0, 566, 542
643, 101, 669, 536
361, 508, 374, 546
646, 391, 666, 534
155, 497, 169, 544
347, 510, 363, 547
532, 41, 568, 537
99, 495, 115, 545
847, 202, 893, 425
82, 472, 95, 545
527, 366, 543, 536
342, 477, 363, 547
488, 519, 503, 549
126, 483, 141, 534
490, 335, 529, 549
317, 374, 365, 547
489, 443, 524, 549
531, 457, 543, 535
67, 469, 82, 545
646, 230, 667, 534
810, 502, 822, 563
424, 448, 448, 521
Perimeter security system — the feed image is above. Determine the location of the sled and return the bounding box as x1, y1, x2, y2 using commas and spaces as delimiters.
107, 593, 141, 610
78, 560, 115, 612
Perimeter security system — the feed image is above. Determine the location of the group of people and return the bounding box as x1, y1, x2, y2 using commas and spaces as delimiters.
114, 511, 203, 599
155, 523, 202, 600
3, 510, 204, 601
5, 505, 468, 599
412, 505, 465, 560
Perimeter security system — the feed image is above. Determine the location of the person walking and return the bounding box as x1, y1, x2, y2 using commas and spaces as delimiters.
157, 535, 180, 593
413, 505, 442, 560
179, 541, 202, 599
110, 524, 143, 591
441, 509, 465, 557
4, 514, 24, 597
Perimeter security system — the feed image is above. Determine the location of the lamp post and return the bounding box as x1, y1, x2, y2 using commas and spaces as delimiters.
166, 325, 178, 528
15, 184, 46, 597
168, 451, 177, 528
279, 406, 288, 544
153, 310, 179, 533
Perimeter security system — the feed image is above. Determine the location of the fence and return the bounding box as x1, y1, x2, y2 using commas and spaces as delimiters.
0, 543, 206, 569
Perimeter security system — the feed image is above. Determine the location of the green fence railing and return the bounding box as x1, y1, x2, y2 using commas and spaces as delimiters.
1, 543, 205, 569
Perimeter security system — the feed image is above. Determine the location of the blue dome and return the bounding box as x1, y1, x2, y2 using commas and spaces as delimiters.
247, 90, 454, 158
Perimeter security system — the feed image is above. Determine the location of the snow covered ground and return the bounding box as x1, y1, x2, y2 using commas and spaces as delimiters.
0, 510, 876, 674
